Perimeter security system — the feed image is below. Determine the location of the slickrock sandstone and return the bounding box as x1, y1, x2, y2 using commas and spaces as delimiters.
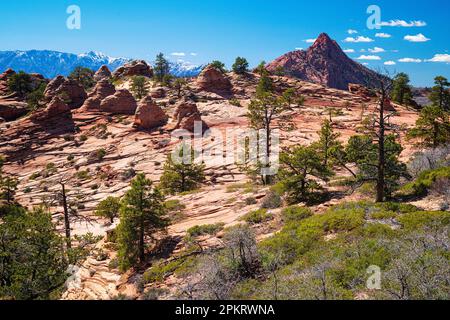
44, 76, 87, 109
112, 60, 153, 79
134, 96, 168, 130
266, 33, 385, 90
30, 96, 70, 121
173, 100, 206, 132
196, 65, 232, 94
99, 89, 137, 115
81, 79, 116, 111
94, 65, 112, 82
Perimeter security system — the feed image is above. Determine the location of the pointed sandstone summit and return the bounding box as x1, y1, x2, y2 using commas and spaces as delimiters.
30, 96, 70, 122
134, 96, 168, 130
173, 99, 207, 133
94, 65, 112, 82
266, 33, 384, 90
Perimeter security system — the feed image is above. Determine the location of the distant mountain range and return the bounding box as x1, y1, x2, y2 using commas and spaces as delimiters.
0, 50, 203, 79
266, 33, 384, 90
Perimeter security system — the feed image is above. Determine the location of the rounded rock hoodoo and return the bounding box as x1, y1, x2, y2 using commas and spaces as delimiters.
133, 96, 168, 130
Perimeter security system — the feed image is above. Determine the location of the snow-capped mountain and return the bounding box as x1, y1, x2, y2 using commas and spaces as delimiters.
0, 50, 203, 79
169, 60, 204, 78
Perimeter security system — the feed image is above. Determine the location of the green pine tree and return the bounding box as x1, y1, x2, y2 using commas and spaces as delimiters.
160, 145, 205, 195
117, 174, 167, 271
154, 53, 170, 83
232, 57, 249, 75
391, 72, 413, 106
408, 105, 450, 147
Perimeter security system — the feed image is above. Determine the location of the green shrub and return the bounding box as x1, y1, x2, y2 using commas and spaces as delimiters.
187, 223, 225, 237
241, 209, 273, 224
261, 191, 282, 209
245, 197, 257, 205
281, 206, 313, 223
399, 166, 450, 197
398, 211, 450, 230
164, 199, 186, 211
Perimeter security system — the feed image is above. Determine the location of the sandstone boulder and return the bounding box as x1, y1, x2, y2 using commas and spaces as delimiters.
383, 98, 397, 112
44, 76, 87, 109
196, 65, 232, 94
134, 96, 168, 130
150, 87, 166, 99
30, 96, 70, 122
100, 89, 137, 115
0, 100, 28, 121
112, 60, 153, 79
81, 80, 116, 111
94, 65, 112, 82
173, 100, 206, 133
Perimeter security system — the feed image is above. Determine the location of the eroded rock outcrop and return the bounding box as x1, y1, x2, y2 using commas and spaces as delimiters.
94, 65, 112, 82
0, 100, 28, 121
348, 83, 375, 99
196, 65, 232, 94
0, 69, 16, 94
173, 100, 206, 132
112, 60, 153, 79
134, 96, 168, 130
81, 80, 116, 111
100, 89, 137, 115
30, 96, 70, 122
44, 76, 87, 109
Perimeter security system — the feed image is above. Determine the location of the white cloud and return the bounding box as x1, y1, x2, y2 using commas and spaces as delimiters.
398, 58, 422, 63
304, 38, 317, 43
171, 52, 186, 56
384, 61, 396, 65
379, 20, 427, 27
347, 29, 358, 34
360, 49, 366, 52
190, 53, 198, 56
362, 62, 369, 66
368, 47, 385, 53
404, 33, 431, 42
295, 47, 304, 51
343, 49, 355, 53
375, 33, 392, 38
344, 36, 374, 43
427, 54, 450, 63
356, 55, 381, 61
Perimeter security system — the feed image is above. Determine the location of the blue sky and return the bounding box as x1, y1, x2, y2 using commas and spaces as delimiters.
0, 0, 448, 86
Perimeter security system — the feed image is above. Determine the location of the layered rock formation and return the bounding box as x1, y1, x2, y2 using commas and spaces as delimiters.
266, 33, 385, 90
173, 100, 206, 132
196, 65, 232, 94
134, 96, 168, 130
44, 76, 87, 109
99, 89, 137, 115
0, 69, 16, 94
112, 60, 153, 79
94, 65, 112, 82
0, 100, 28, 121
30, 96, 70, 122
81, 79, 116, 111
